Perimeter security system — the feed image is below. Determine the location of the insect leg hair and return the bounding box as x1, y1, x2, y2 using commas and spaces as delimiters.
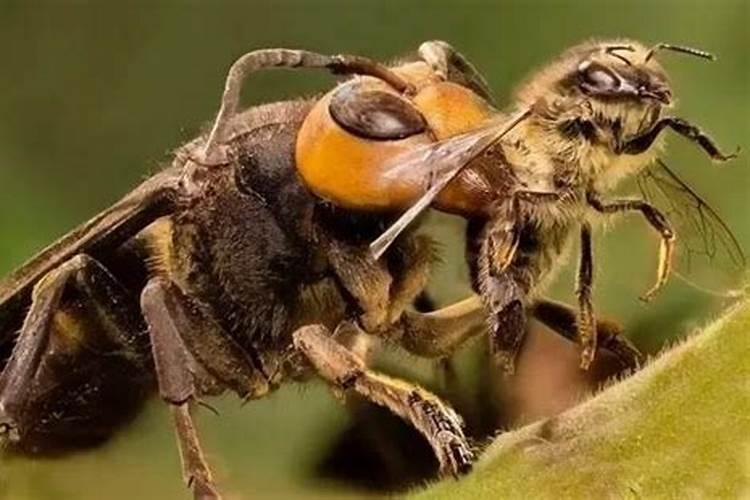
530, 299, 644, 370
587, 191, 675, 301
0, 254, 148, 450
140, 278, 222, 500
617, 117, 738, 162
576, 223, 598, 369
202, 49, 412, 162
293, 323, 473, 478
478, 215, 526, 374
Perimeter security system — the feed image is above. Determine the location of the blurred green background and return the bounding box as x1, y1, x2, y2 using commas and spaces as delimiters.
0, 1, 747, 499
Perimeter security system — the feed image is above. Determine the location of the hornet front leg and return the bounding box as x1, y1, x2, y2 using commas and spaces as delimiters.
293, 324, 473, 477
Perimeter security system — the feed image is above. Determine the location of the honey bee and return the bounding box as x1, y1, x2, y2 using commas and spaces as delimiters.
368, 40, 743, 371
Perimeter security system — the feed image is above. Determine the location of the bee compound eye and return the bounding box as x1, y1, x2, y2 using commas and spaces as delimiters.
578, 61, 621, 92
329, 82, 426, 141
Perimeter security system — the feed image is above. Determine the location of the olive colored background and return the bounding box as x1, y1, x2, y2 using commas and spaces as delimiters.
0, 1, 747, 499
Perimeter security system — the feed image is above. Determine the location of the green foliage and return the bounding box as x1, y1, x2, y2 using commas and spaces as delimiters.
0, 2, 747, 499
409, 297, 750, 499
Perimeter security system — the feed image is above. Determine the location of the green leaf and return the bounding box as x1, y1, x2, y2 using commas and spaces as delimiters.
409, 298, 750, 499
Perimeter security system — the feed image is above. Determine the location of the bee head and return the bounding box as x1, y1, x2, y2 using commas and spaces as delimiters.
569, 42, 675, 106
517, 40, 714, 119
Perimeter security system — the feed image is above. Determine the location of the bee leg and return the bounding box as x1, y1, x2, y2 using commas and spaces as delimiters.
0, 254, 149, 452
397, 296, 487, 404
587, 192, 675, 301
418, 40, 495, 104
140, 278, 222, 500
477, 212, 526, 375
576, 223, 598, 369
327, 239, 393, 332
618, 117, 738, 162
293, 324, 474, 478
486, 291, 526, 376
530, 299, 644, 370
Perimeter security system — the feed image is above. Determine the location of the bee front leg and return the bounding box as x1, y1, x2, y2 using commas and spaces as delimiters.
140, 278, 223, 500
617, 117, 737, 162
587, 192, 675, 301
293, 324, 473, 478
482, 277, 526, 375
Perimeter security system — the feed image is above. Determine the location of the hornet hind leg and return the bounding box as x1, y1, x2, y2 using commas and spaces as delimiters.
0, 254, 151, 454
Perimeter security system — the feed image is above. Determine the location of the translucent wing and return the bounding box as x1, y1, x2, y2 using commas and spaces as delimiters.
635, 159, 746, 295
0, 167, 181, 342
370, 108, 531, 259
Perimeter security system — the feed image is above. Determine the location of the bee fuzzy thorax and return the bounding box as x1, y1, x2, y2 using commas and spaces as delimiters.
510, 40, 676, 191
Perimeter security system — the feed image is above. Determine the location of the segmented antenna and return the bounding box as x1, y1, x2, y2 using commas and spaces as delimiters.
201, 49, 413, 164
644, 43, 716, 63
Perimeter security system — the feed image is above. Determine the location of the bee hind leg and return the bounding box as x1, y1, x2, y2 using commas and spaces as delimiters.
486, 292, 526, 376
293, 323, 474, 478
530, 299, 644, 371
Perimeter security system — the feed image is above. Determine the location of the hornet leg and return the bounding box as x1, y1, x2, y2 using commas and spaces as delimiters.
0, 254, 150, 453
141, 278, 222, 500
293, 323, 473, 478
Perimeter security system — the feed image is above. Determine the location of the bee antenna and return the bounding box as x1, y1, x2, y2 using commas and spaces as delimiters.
605, 45, 636, 65
644, 43, 716, 63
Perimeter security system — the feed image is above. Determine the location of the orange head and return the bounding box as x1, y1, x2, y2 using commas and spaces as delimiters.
295, 61, 498, 216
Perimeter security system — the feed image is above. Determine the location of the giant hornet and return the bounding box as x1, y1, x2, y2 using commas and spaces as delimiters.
0, 39, 742, 499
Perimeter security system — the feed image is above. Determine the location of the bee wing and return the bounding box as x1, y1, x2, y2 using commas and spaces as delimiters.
370, 108, 531, 259
0, 166, 181, 339
636, 159, 747, 295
